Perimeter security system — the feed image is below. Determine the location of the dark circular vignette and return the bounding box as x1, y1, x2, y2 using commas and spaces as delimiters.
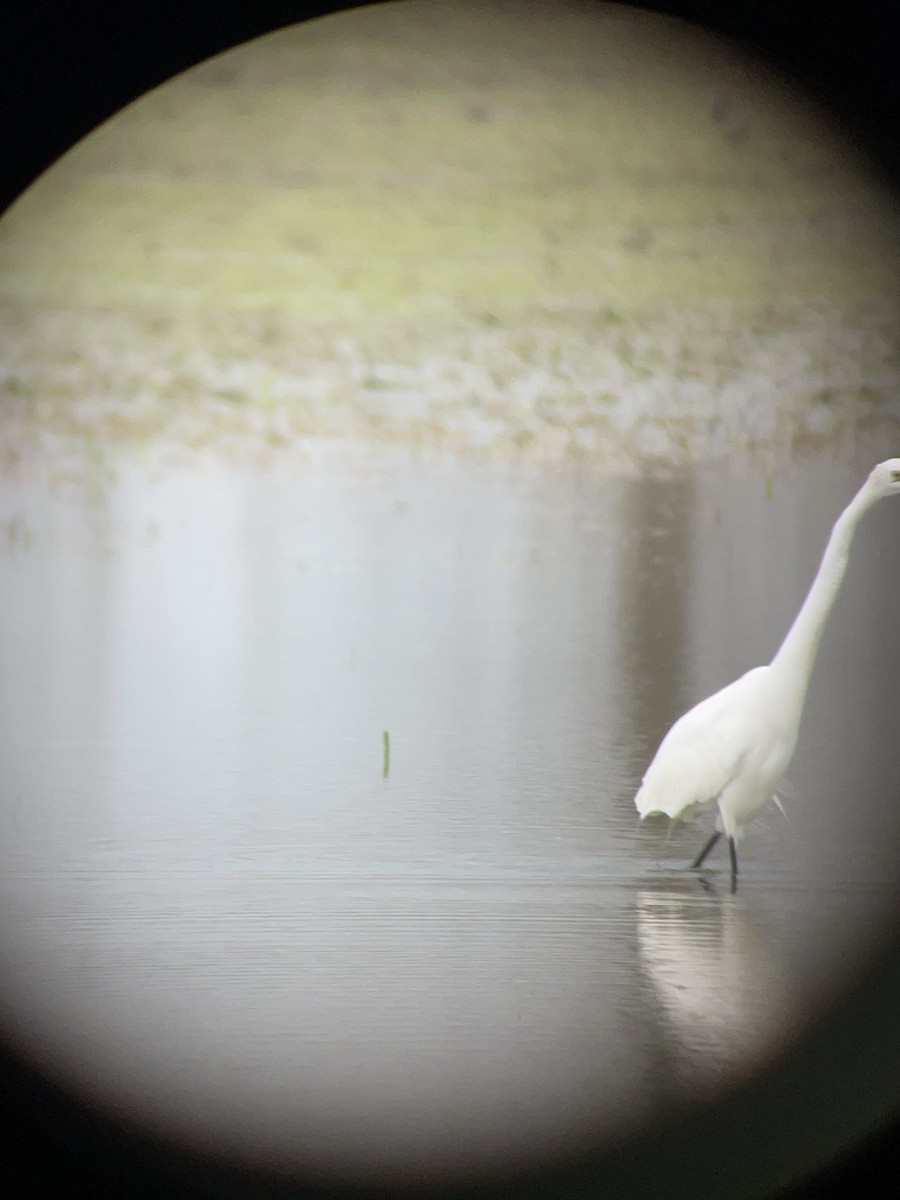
1, 2, 899, 1199
2, 0, 900, 214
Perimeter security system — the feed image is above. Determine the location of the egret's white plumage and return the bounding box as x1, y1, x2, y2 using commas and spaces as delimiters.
636, 459, 900, 890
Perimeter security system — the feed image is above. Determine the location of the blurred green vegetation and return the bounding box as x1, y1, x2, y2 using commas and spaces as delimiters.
1, 0, 898, 465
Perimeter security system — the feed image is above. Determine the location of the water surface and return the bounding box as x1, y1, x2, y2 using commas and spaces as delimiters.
1, 448, 898, 1186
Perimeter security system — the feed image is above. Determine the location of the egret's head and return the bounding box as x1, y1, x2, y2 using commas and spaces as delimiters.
868, 458, 900, 496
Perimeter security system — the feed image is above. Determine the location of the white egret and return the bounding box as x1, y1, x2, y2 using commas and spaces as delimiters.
635, 459, 900, 891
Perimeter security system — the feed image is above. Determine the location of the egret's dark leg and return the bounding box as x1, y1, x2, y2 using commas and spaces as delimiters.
728, 837, 738, 893
691, 830, 721, 869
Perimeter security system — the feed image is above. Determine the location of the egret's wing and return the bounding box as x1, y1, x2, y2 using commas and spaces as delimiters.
635, 669, 764, 821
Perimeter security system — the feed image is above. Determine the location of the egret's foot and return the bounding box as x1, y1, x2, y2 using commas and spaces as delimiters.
691, 830, 721, 870
728, 836, 738, 893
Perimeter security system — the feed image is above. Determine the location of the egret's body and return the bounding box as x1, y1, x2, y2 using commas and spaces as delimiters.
635, 460, 900, 890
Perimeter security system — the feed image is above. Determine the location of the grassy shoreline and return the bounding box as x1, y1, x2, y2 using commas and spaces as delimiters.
1, 1, 898, 472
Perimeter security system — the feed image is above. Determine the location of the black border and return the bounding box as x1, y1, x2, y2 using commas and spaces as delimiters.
1, 3, 899, 1198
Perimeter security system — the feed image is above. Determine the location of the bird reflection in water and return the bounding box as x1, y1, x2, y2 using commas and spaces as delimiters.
635, 885, 797, 1091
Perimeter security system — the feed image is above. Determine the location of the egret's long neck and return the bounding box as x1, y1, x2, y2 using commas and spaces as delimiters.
769, 481, 875, 704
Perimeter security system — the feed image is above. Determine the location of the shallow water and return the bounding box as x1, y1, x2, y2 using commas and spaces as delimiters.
1, 447, 898, 1186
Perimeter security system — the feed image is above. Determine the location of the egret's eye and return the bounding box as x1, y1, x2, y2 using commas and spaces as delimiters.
892, 470, 900, 482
